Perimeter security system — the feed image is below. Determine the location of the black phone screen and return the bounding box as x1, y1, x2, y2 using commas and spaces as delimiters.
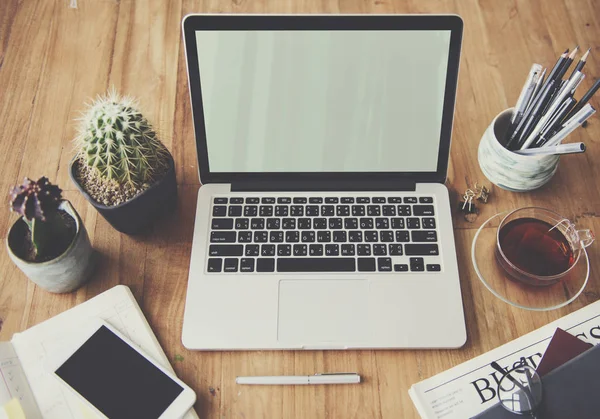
55, 325, 184, 419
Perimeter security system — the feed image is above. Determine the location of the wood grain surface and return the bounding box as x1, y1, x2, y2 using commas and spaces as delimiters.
1, 1, 599, 418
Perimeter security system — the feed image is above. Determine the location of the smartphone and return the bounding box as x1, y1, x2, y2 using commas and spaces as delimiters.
50, 320, 196, 419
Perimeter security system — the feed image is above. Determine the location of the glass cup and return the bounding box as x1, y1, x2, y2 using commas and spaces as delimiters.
495, 207, 594, 286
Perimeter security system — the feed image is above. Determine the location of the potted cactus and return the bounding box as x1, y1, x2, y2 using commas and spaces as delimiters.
6, 177, 95, 293
69, 90, 177, 234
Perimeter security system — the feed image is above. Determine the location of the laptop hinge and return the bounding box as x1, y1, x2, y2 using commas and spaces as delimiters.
231, 180, 417, 192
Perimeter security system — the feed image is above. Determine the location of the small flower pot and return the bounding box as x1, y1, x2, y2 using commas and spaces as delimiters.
69, 155, 178, 235
6, 200, 95, 293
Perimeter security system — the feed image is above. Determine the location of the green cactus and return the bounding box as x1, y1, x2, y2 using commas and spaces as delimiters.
75, 89, 170, 189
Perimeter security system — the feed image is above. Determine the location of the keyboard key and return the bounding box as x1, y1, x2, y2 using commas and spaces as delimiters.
244, 205, 258, 217
389, 244, 403, 255
427, 264, 441, 272
235, 218, 249, 229
306, 205, 319, 216
394, 264, 409, 272
240, 258, 255, 272
419, 197, 433, 203
293, 244, 308, 256
213, 206, 227, 217
365, 231, 378, 242
210, 231, 236, 243
254, 231, 268, 242
238, 232, 252, 243
298, 218, 312, 229
246, 197, 260, 204
228, 206, 243, 217
382, 205, 396, 216
358, 257, 376, 271
209, 244, 243, 256
378, 257, 392, 272
245, 245, 259, 256
262, 197, 276, 204
275, 206, 289, 216
251, 218, 265, 229
293, 197, 307, 204
396, 231, 410, 242
321, 205, 335, 216
270, 231, 284, 242
388, 197, 402, 203
341, 244, 355, 256
410, 257, 425, 272
407, 218, 421, 229
277, 257, 356, 272
349, 231, 363, 242
405, 244, 439, 256
333, 231, 347, 242
309, 244, 323, 256
373, 197, 386, 203
373, 244, 387, 255
278, 244, 292, 256
360, 218, 374, 229
344, 218, 358, 229
325, 244, 339, 256
380, 231, 394, 242
277, 197, 291, 204
341, 197, 354, 203
260, 206, 273, 217
325, 197, 339, 203
329, 218, 343, 229
375, 218, 389, 229
412, 231, 438, 242
398, 205, 412, 216
224, 258, 238, 272
413, 205, 435, 216
314, 218, 327, 229
301, 231, 316, 242
352, 205, 366, 216
282, 218, 296, 229
404, 197, 418, 204
261, 244, 275, 256
422, 218, 436, 229
336, 205, 350, 216
290, 205, 304, 216
309, 197, 323, 204
214, 198, 228, 204
212, 218, 233, 230
391, 218, 405, 229
357, 197, 370, 203
357, 244, 371, 256
317, 231, 331, 242
207, 258, 222, 272
230, 198, 244, 204
257, 258, 275, 272
367, 205, 381, 216
266, 218, 280, 229
286, 231, 300, 243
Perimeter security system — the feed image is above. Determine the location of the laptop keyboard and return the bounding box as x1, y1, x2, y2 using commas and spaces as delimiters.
207, 196, 441, 273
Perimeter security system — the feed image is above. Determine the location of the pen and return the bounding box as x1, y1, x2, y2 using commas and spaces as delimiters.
526, 68, 546, 113
564, 78, 600, 121
515, 142, 585, 156
536, 97, 575, 146
515, 80, 556, 149
542, 104, 596, 147
236, 373, 361, 385
504, 64, 542, 142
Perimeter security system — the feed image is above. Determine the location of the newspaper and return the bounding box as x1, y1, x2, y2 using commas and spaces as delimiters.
409, 300, 600, 419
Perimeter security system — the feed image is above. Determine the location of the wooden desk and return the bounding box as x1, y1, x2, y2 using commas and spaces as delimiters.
1, 1, 599, 417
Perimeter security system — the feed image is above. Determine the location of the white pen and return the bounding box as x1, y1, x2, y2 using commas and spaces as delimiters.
512, 64, 543, 124
236, 373, 361, 385
515, 142, 585, 156
542, 104, 596, 147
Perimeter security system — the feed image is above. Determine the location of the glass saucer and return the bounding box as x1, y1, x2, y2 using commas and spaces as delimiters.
471, 212, 590, 311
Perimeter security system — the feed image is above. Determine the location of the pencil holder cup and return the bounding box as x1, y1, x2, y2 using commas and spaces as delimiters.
478, 108, 560, 192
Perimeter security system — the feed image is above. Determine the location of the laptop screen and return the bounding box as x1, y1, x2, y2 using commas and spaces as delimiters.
194, 30, 452, 174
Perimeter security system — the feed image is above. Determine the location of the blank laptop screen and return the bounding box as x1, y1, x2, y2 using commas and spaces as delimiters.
195, 30, 451, 173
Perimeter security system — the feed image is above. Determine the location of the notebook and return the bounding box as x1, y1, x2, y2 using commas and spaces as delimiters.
0, 285, 199, 419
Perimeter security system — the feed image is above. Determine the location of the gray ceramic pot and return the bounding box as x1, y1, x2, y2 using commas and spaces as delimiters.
6, 200, 95, 293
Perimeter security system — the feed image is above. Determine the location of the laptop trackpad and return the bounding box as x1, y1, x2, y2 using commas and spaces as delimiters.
277, 279, 368, 344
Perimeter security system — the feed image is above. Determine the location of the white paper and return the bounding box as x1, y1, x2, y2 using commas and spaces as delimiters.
0, 342, 41, 418
409, 300, 600, 419
10, 285, 199, 419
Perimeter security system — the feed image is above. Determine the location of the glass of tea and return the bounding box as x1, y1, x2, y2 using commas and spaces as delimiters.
496, 207, 595, 286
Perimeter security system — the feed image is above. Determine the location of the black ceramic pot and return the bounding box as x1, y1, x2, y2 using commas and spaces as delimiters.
69, 155, 177, 235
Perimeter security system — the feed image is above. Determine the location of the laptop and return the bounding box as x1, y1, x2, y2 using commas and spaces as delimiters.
181, 14, 466, 350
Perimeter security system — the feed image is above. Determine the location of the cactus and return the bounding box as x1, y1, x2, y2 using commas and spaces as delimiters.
9, 177, 71, 259
75, 89, 170, 190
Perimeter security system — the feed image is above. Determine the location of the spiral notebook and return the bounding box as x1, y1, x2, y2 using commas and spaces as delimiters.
0, 285, 199, 419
